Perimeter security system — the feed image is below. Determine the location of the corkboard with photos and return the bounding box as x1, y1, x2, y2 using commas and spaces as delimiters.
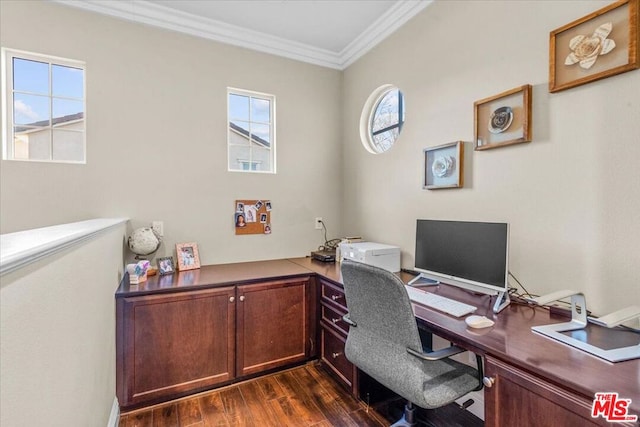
234, 199, 272, 235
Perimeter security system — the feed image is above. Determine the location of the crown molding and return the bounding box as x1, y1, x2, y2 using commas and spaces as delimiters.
52, 0, 432, 70
339, 0, 433, 69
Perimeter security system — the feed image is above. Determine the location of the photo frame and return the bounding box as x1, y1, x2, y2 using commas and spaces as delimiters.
550, 0, 639, 93
474, 84, 532, 151
175, 242, 201, 271
423, 141, 464, 190
156, 256, 175, 275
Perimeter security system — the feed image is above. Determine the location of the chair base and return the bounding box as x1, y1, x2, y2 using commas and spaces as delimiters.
390, 402, 417, 427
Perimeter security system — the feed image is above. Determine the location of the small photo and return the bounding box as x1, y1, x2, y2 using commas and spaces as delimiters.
176, 242, 201, 271
260, 213, 268, 223
236, 202, 244, 213
265, 201, 272, 211
157, 256, 175, 275
235, 212, 246, 228
255, 200, 263, 210
264, 223, 272, 234
245, 205, 257, 223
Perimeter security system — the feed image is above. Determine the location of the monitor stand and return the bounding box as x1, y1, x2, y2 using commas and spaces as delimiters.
407, 273, 439, 287
493, 290, 511, 313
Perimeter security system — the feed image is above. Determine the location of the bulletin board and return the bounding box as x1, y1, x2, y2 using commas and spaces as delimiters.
235, 199, 272, 235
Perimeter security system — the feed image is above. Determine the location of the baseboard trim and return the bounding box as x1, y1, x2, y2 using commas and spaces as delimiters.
107, 397, 120, 427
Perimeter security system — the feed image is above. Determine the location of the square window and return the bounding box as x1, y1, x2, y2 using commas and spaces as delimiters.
227, 88, 275, 173
2, 49, 86, 163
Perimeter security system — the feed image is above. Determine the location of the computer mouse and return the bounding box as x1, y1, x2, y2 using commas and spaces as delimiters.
465, 315, 495, 329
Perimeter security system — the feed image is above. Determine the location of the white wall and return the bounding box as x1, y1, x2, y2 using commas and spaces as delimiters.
0, 223, 126, 427
0, 0, 343, 263
341, 0, 640, 316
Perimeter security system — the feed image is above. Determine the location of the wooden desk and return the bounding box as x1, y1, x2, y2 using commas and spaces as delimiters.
290, 257, 640, 427
116, 257, 639, 425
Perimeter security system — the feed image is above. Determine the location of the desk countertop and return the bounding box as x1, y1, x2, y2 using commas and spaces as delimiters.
116, 256, 640, 414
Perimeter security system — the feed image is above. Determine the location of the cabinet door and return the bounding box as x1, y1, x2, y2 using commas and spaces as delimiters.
237, 278, 309, 376
118, 287, 235, 407
484, 356, 617, 427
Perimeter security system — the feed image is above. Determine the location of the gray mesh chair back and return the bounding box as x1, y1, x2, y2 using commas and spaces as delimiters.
340, 260, 480, 411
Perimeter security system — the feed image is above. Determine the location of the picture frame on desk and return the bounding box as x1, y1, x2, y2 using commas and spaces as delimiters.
157, 256, 175, 275
176, 242, 201, 271
549, 0, 639, 93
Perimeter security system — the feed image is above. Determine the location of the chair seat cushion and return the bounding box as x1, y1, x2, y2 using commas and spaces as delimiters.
345, 329, 479, 409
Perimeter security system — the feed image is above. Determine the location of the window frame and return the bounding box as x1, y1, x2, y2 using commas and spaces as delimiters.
1, 48, 87, 164
227, 87, 276, 174
359, 84, 405, 154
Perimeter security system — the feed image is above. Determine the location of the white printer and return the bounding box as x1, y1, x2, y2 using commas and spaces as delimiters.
339, 241, 401, 273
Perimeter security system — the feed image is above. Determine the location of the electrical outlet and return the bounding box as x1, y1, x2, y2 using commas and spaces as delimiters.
315, 217, 323, 230
152, 221, 164, 237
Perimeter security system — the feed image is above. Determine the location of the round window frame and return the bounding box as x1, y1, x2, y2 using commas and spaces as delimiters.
359, 84, 404, 154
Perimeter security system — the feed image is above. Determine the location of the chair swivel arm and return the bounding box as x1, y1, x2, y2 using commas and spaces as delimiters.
342, 314, 357, 327
408, 347, 485, 390
406, 345, 466, 361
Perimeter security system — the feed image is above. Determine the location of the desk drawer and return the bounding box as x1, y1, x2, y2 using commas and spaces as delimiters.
321, 303, 349, 335
320, 280, 346, 308
321, 324, 354, 389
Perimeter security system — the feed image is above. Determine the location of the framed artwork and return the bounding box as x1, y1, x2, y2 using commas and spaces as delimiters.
549, 0, 639, 93
474, 85, 532, 151
423, 141, 464, 190
176, 242, 201, 271
156, 256, 175, 275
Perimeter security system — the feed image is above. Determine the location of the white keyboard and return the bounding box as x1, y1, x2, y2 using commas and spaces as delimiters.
405, 285, 477, 317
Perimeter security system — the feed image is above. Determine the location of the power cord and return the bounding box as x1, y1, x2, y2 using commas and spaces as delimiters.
317, 220, 341, 251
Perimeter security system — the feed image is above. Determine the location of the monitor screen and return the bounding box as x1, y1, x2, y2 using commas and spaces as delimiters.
415, 219, 509, 293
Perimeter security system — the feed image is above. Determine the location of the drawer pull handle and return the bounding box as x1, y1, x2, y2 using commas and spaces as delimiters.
239, 295, 245, 302
483, 377, 495, 388
331, 318, 341, 323
229, 296, 235, 303
332, 352, 342, 359
331, 294, 342, 301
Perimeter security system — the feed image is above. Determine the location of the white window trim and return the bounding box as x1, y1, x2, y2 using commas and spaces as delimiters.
227, 87, 276, 174
1, 47, 87, 164
359, 84, 404, 155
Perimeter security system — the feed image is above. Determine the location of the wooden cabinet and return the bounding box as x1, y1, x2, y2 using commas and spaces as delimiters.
236, 278, 310, 376
318, 278, 358, 394
484, 356, 633, 427
117, 287, 236, 408
117, 276, 313, 409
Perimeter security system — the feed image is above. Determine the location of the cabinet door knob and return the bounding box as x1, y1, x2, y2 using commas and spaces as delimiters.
331, 318, 341, 323
332, 352, 342, 359
239, 295, 245, 302
331, 294, 342, 301
229, 296, 235, 303
483, 376, 495, 388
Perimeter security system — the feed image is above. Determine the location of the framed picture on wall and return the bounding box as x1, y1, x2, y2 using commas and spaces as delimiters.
423, 141, 464, 190
474, 85, 532, 151
549, 0, 639, 93
176, 242, 201, 271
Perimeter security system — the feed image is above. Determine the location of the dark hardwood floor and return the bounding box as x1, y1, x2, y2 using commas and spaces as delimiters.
119, 362, 483, 427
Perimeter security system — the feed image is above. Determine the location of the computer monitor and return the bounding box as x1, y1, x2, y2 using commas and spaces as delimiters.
413, 219, 511, 313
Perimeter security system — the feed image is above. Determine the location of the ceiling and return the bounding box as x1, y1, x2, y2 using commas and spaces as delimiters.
54, 0, 432, 69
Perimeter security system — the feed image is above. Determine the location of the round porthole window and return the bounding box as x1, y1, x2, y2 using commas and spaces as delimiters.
359, 84, 405, 154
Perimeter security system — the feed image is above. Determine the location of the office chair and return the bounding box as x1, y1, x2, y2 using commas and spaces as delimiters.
340, 260, 483, 427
